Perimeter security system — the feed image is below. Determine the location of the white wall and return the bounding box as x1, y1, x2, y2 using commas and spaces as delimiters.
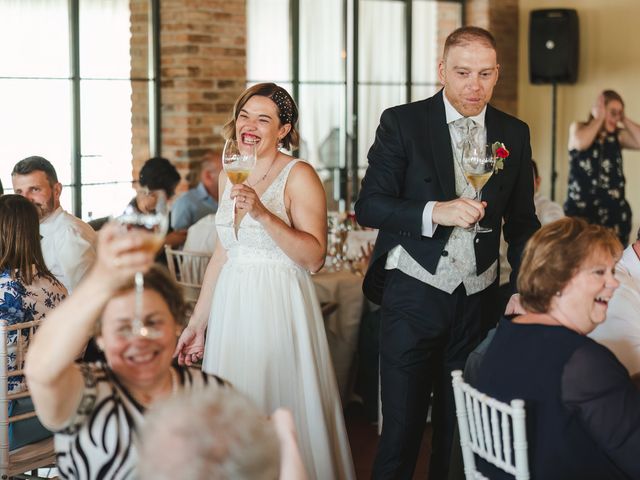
518, 0, 640, 241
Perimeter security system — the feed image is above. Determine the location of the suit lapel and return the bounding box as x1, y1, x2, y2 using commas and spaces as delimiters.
483, 104, 504, 197
429, 90, 456, 200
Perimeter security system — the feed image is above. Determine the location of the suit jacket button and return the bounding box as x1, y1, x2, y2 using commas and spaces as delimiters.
475, 238, 480, 244
441, 250, 448, 257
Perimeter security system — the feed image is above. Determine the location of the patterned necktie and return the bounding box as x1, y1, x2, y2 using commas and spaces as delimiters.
453, 117, 479, 150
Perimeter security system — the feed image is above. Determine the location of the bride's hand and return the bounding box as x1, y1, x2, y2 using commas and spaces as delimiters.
174, 324, 206, 366
231, 184, 270, 222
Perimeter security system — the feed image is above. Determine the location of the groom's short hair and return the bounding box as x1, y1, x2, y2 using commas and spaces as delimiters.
443, 26, 497, 59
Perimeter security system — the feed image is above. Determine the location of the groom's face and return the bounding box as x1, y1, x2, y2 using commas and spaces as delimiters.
438, 40, 499, 117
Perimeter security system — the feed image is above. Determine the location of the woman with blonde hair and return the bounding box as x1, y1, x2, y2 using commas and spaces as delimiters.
473, 217, 640, 479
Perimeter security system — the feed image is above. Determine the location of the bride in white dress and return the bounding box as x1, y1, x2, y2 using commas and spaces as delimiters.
176, 83, 355, 479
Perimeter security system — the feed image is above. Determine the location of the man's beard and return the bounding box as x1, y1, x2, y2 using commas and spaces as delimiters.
35, 196, 55, 220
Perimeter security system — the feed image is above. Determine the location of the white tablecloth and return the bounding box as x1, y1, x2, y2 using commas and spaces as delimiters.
311, 269, 365, 403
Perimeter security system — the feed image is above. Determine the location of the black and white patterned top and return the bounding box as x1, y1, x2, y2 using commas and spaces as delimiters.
54, 362, 227, 480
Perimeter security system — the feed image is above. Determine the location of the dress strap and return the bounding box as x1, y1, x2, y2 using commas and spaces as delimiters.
273, 159, 301, 195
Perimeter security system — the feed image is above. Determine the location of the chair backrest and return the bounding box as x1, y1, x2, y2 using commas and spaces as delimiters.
451, 370, 529, 480
165, 247, 212, 305
0, 318, 55, 476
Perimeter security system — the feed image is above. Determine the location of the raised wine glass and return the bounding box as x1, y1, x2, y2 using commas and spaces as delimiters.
461, 142, 496, 234
113, 189, 169, 338
222, 138, 257, 234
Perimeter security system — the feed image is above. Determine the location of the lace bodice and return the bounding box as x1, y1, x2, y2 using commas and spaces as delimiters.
216, 160, 300, 264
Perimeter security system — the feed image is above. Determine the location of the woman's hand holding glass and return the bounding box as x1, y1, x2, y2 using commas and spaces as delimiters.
231, 183, 269, 222
111, 191, 169, 339
92, 222, 156, 291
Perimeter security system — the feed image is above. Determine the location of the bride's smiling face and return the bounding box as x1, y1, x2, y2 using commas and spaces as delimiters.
235, 95, 291, 158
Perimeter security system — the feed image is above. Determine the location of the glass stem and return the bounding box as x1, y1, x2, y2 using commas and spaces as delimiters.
134, 271, 145, 333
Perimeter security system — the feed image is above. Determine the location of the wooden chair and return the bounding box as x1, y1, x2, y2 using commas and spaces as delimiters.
165, 247, 212, 307
451, 370, 529, 480
1, 319, 56, 479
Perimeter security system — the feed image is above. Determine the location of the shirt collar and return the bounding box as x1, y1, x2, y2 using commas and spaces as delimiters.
443, 88, 487, 127
196, 182, 211, 200
40, 206, 63, 226
621, 244, 640, 280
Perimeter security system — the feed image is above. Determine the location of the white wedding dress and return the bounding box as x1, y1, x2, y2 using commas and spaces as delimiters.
203, 159, 355, 479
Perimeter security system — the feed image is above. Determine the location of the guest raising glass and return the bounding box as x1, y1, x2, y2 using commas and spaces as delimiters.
25, 223, 227, 480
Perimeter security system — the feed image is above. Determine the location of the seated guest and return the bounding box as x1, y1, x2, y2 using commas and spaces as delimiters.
531, 159, 564, 224
132, 156, 186, 249
171, 150, 221, 231
11, 156, 97, 292
495, 158, 564, 321
183, 213, 217, 254
138, 389, 307, 480
474, 217, 640, 480
25, 223, 228, 479
590, 226, 640, 375
0, 177, 3, 195
0, 195, 67, 450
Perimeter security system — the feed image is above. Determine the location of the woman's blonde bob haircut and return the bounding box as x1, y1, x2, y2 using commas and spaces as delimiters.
518, 217, 622, 313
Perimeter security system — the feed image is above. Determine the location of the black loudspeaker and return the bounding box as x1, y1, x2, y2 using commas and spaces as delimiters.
529, 9, 579, 84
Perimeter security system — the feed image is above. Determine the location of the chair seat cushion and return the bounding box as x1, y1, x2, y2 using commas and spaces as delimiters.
8, 398, 53, 450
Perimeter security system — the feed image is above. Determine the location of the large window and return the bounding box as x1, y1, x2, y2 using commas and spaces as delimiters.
0, 0, 159, 220
247, 0, 463, 210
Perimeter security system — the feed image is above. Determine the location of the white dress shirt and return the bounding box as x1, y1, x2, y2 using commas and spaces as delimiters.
40, 207, 97, 293
499, 193, 564, 286
589, 244, 640, 375
183, 213, 217, 254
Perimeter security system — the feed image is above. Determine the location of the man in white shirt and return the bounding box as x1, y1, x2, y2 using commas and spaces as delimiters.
12, 156, 97, 293
183, 213, 217, 254
590, 228, 640, 375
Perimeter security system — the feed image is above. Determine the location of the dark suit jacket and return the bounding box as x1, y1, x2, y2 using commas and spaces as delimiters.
355, 90, 541, 304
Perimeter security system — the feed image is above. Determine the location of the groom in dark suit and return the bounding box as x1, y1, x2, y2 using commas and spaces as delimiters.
355, 26, 540, 479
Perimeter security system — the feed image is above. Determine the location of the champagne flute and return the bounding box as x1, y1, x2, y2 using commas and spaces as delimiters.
461, 143, 496, 234
114, 189, 169, 338
222, 138, 257, 234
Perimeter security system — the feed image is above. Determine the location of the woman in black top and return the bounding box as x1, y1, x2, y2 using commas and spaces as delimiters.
475, 217, 640, 480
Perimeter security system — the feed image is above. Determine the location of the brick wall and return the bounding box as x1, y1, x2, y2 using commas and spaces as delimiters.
130, 0, 246, 191
466, 0, 519, 115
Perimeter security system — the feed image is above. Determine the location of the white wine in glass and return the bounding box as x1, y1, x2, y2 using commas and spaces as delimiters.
222, 138, 257, 233
461, 143, 496, 234
114, 190, 169, 338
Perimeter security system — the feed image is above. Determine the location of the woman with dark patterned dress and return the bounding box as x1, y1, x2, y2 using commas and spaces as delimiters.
25, 223, 227, 480
565, 90, 640, 246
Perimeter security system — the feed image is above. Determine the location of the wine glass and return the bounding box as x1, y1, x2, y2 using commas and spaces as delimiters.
222, 138, 257, 233
113, 189, 169, 338
461, 142, 496, 234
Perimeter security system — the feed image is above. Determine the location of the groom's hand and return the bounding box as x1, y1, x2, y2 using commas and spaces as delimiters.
432, 198, 485, 228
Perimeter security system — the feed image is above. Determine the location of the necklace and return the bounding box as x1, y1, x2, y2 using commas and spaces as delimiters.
248, 158, 276, 188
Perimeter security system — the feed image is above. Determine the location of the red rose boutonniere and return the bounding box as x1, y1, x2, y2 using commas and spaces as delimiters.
492, 141, 510, 172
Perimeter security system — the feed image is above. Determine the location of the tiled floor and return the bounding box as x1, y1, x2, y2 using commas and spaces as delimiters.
345, 402, 432, 479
